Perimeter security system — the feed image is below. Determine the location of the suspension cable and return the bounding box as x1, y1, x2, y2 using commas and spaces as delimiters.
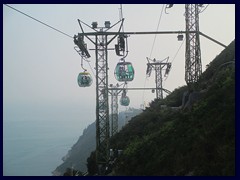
4, 4, 73, 39
5, 4, 96, 79
81, 57, 87, 72
149, 4, 165, 59
163, 38, 185, 84
199, 4, 209, 13
142, 4, 165, 107
171, 38, 185, 64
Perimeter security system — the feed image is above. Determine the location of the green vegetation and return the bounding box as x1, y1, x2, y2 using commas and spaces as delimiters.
87, 40, 235, 176
53, 108, 142, 175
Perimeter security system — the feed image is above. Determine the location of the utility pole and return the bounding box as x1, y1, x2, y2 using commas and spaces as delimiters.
146, 57, 171, 99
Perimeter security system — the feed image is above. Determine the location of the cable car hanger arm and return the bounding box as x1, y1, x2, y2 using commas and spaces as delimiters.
78, 19, 98, 32
77, 19, 96, 44
199, 32, 227, 48
76, 30, 227, 48
77, 30, 190, 36
104, 18, 124, 32
108, 87, 171, 94
106, 19, 125, 46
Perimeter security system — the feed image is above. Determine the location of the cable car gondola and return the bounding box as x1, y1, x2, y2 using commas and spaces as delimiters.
120, 90, 130, 106
77, 71, 93, 87
114, 61, 134, 82
120, 95, 130, 106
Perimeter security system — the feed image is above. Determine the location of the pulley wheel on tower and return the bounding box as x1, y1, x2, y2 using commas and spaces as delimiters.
114, 61, 134, 82
77, 71, 93, 87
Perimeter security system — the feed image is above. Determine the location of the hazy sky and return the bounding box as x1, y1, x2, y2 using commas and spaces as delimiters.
3, 4, 235, 127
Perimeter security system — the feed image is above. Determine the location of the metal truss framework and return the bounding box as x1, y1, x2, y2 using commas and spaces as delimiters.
155, 64, 163, 99
110, 87, 119, 137
75, 19, 125, 172
95, 33, 110, 165
185, 4, 202, 87
147, 58, 171, 99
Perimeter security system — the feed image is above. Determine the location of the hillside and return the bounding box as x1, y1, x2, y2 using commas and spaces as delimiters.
87, 40, 235, 176
52, 108, 142, 175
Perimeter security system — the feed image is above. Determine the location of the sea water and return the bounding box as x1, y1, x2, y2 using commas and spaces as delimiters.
3, 116, 88, 176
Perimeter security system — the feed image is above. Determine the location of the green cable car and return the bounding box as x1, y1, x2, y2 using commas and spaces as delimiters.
114, 61, 134, 82
120, 90, 130, 106
120, 95, 130, 106
77, 71, 93, 87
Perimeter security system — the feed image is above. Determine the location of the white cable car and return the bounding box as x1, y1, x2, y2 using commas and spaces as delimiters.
77, 71, 93, 87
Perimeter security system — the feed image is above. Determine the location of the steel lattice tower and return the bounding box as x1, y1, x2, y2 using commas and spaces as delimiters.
147, 58, 171, 99
185, 4, 202, 87
155, 64, 163, 99
95, 32, 110, 167
110, 87, 118, 137
75, 20, 125, 174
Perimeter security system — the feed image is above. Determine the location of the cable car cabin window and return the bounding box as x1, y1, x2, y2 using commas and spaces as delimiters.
77, 72, 93, 87
115, 62, 134, 82
120, 96, 130, 106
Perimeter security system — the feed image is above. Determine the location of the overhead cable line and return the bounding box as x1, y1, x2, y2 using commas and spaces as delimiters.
171, 38, 185, 64
149, 4, 165, 59
142, 4, 165, 107
5, 4, 96, 77
199, 4, 209, 13
163, 38, 185, 84
4, 4, 73, 39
